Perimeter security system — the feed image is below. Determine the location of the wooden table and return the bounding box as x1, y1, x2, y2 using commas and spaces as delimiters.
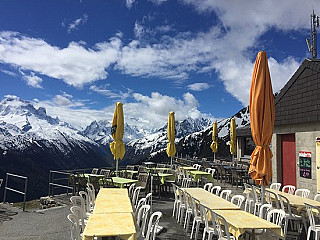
82, 212, 136, 240
93, 188, 133, 214
183, 188, 241, 210
266, 188, 320, 213
215, 209, 283, 240
112, 177, 138, 188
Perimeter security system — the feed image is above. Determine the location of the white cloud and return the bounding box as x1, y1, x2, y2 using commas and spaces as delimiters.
20, 71, 43, 88
89, 84, 132, 99
187, 82, 211, 91
126, 0, 136, 8
0, 31, 121, 87
0, 69, 18, 77
65, 14, 88, 33
34, 92, 206, 130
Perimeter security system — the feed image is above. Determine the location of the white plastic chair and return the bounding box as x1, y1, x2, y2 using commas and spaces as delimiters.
270, 182, 281, 191
144, 211, 162, 240
282, 185, 295, 194
295, 188, 310, 198
203, 183, 213, 192
213, 212, 235, 240
86, 187, 95, 209
67, 214, 81, 240
91, 168, 99, 174
183, 192, 193, 232
190, 197, 204, 240
136, 204, 151, 238
70, 206, 87, 233
176, 187, 187, 224
79, 191, 93, 214
220, 189, 232, 201
278, 193, 307, 237
182, 178, 192, 188
314, 194, 320, 201
230, 195, 245, 208
210, 186, 221, 196
132, 186, 143, 211
70, 196, 89, 219
305, 203, 320, 240
200, 204, 216, 240
172, 184, 180, 219
128, 183, 136, 199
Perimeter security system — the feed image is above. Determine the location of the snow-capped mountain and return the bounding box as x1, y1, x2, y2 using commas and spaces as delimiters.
81, 120, 144, 145
0, 95, 112, 201
122, 117, 213, 164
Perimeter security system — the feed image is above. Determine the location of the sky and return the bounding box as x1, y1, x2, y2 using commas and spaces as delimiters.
0, 0, 318, 130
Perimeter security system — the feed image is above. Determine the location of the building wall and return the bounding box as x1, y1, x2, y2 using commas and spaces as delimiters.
272, 121, 320, 197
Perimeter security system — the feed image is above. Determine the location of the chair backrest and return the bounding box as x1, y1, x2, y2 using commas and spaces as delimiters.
203, 183, 213, 192
200, 204, 211, 232
282, 185, 295, 194
100, 169, 111, 177
190, 197, 202, 220
145, 211, 162, 240
138, 165, 147, 173
181, 178, 191, 188
265, 189, 280, 209
91, 168, 99, 174
266, 209, 285, 226
0, 179, 3, 188
209, 168, 216, 178
251, 185, 261, 204
230, 195, 245, 207
196, 165, 201, 171
70, 206, 85, 232
128, 183, 136, 199
86, 187, 95, 208
145, 192, 152, 205
295, 188, 310, 198
138, 173, 149, 189
212, 212, 233, 240
314, 193, 320, 201
176, 187, 187, 207
305, 203, 320, 230
70, 196, 86, 216
100, 177, 114, 188
126, 165, 135, 171
137, 204, 151, 237
258, 203, 272, 220
79, 191, 90, 213
86, 183, 95, 193
132, 186, 143, 210
67, 214, 81, 240
270, 182, 281, 191
205, 168, 211, 173
220, 189, 232, 201
172, 184, 179, 202
210, 186, 221, 196
135, 197, 147, 218
278, 193, 293, 215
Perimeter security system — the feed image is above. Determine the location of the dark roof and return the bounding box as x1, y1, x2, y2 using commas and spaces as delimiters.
237, 124, 251, 137
274, 59, 320, 126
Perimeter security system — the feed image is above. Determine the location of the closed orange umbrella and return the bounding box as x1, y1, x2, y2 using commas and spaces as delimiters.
249, 51, 274, 186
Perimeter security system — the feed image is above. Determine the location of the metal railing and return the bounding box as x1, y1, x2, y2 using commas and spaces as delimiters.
3, 173, 28, 211
48, 170, 73, 197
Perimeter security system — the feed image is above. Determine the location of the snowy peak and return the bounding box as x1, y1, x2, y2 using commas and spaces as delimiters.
82, 120, 144, 145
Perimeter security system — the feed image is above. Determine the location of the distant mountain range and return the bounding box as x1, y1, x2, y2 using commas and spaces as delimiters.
0, 95, 250, 200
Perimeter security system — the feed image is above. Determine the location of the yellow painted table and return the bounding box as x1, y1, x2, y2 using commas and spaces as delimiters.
215, 210, 283, 240
183, 188, 241, 210
82, 212, 136, 240
189, 170, 214, 183
158, 173, 174, 184
112, 177, 138, 188
93, 188, 133, 214
267, 188, 320, 213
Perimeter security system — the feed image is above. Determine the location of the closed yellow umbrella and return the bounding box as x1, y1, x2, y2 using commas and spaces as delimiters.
249, 51, 274, 187
230, 117, 236, 158
210, 121, 218, 160
109, 102, 125, 176
166, 111, 176, 165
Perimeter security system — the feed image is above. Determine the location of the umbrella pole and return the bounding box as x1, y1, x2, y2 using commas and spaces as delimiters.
170, 156, 173, 167
116, 159, 118, 177
214, 152, 216, 161
150, 174, 153, 213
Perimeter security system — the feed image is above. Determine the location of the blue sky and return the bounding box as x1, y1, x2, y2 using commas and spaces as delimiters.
0, 0, 317, 129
